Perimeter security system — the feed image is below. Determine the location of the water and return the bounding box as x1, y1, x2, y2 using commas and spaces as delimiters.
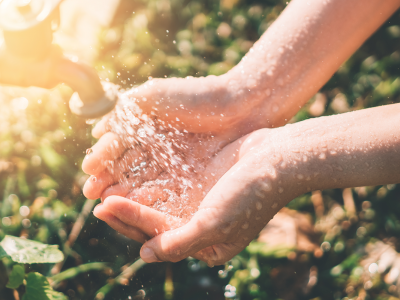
218, 261, 234, 278
101, 87, 223, 222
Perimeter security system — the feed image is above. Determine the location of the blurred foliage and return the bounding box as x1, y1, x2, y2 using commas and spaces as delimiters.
1, 0, 400, 299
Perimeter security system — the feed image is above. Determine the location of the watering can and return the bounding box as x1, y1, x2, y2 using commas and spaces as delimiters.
0, 0, 117, 118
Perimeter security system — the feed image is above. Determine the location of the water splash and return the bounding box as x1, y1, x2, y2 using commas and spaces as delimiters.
102, 88, 221, 221
218, 260, 234, 278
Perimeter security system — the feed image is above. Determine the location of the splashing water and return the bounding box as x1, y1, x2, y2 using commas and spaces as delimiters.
102, 87, 222, 222
218, 261, 234, 278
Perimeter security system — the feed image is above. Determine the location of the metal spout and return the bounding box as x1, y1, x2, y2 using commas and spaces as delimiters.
0, 0, 117, 118
54, 57, 118, 119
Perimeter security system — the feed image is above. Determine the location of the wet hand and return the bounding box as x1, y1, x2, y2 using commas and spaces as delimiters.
91, 73, 265, 141
89, 129, 301, 266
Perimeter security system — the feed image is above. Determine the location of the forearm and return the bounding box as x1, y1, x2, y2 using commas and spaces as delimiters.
227, 0, 400, 130
272, 104, 400, 196
127, 0, 399, 139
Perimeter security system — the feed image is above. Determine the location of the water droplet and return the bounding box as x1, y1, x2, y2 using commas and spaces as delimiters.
224, 285, 237, 299
221, 227, 231, 234
182, 165, 189, 171
132, 117, 140, 125
132, 183, 136, 187
278, 187, 284, 193
86, 148, 93, 155
197, 184, 202, 188
256, 201, 263, 210
86, 119, 97, 125
259, 180, 272, 192
140, 162, 146, 168
137, 128, 146, 137
368, 263, 378, 274
157, 134, 166, 140
321, 241, 331, 252
255, 190, 265, 199
130, 166, 140, 172
91, 176, 97, 182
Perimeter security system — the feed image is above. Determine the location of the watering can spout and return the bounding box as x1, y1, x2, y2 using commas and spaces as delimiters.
0, 0, 117, 118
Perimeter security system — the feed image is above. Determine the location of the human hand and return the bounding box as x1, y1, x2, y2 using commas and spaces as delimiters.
84, 127, 304, 266
91, 70, 274, 143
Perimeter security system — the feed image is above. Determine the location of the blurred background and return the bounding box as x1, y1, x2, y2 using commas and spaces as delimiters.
1, 0, 400, 299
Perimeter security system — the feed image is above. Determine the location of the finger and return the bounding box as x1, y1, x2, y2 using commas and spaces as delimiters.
93, 203, 149, 243
83, 151, 161, 201
83, 145, 153, 199
83, 172, 116, 200
101, 196, 181, 236
92, 117, 109, 139
82, 132, 126, 175
139, 208, 223, 263
100, 183, 132, 202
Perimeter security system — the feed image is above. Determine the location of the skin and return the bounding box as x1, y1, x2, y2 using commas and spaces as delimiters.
94, 0, 400, 140
82, 0, 400, 265
87, 104, 400, 266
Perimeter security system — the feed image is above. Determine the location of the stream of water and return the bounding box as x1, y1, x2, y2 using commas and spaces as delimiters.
100, 87, 222, 222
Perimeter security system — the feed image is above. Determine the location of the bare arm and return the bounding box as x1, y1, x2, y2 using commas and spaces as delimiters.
270, 103, 400, 194
225, 0, 400, 133
92, 103, 400, 265
125, 0, 400, 139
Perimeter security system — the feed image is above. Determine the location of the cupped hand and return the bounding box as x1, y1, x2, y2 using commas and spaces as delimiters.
91, 72, 266, 142
84, 126, 300, 266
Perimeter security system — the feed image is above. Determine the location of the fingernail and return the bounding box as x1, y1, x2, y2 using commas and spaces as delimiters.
141, 247, 158, 263
92, 204, 102, 217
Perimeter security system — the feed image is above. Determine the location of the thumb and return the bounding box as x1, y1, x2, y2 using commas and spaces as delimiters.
140, 209, 223, 264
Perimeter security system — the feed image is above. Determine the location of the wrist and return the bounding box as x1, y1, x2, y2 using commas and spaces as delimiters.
241, 129, 308, 214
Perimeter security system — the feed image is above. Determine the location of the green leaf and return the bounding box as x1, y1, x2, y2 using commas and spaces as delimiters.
6, 265, 25, 289
0, 236, 64, 264
22, 272, 68, 300
0, 246, 8, 259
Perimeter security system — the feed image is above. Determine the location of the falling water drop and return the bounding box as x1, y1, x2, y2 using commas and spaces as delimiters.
137, 128, 146, 137
157, 133, 166, 140
86, 119, 97, 125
